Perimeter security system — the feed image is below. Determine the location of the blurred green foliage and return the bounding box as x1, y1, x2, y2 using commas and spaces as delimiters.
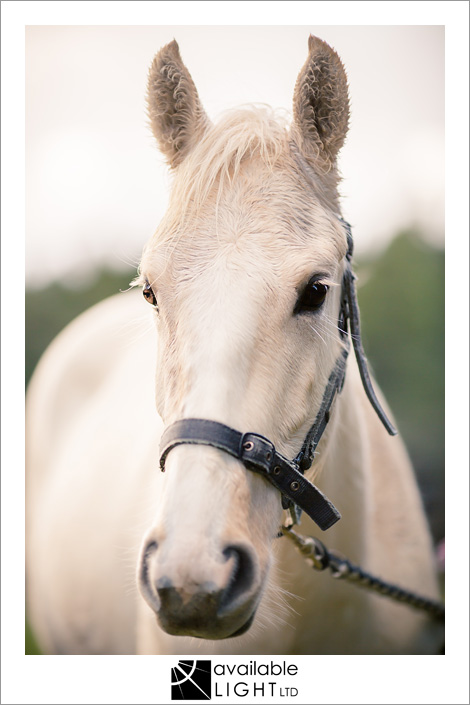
357, 231, 444, 542
25, 231, 444, 654
26, 269, 135, 388
25, 617, 41, 655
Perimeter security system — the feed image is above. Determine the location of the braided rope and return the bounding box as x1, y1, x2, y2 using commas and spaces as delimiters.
281, 526, 445, 622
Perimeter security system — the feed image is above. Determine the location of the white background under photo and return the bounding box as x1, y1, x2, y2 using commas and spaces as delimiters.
1, 1, 468, 704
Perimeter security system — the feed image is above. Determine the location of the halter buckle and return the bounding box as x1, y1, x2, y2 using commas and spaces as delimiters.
240, 432, 275, 474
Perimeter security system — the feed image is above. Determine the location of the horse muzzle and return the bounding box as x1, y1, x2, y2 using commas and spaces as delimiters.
138, 539, 261, 639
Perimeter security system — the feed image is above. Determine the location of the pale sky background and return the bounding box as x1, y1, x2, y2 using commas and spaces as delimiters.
25, 24, 445, 288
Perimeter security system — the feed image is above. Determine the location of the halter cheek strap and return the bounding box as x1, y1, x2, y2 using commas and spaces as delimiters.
338, 218, 397, 437
294, 345, 349, 474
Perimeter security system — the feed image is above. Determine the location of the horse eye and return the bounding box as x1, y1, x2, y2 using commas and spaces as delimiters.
143, 283, 158, 308
294, 280, 329, 314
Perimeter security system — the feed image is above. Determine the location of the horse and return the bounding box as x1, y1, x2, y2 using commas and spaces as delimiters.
26, 36, 443, 655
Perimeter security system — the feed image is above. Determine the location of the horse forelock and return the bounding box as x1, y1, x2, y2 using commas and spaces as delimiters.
139, 106, 346, 282
172, 106, 290, 209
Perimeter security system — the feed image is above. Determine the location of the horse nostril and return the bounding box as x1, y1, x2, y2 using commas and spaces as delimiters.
220, 544, 256, 613
139, 540, 160, 608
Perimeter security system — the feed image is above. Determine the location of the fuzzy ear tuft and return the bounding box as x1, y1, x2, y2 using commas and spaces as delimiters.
147, 40, 210, 168
292, 36, 349, 171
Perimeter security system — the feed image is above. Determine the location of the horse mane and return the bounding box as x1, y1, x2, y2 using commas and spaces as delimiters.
156, 107, 289, 232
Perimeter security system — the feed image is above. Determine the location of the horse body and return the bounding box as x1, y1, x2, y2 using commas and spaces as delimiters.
26, 36, 442, 655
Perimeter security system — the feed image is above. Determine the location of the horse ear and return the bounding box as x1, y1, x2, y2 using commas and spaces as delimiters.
291, 35, 349, 170
147, 40, 210, 168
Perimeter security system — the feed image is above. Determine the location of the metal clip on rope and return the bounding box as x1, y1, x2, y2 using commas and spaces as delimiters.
281, 525, 445, 622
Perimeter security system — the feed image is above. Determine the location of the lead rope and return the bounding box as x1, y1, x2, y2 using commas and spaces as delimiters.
281, 524, 445, 622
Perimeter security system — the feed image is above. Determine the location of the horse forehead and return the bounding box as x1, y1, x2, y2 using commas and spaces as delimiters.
143, 158, 348, 285
164, 224, 344, 295
187, 165, 325, 241
163, 193, 344, 275
176, 251, 278, 319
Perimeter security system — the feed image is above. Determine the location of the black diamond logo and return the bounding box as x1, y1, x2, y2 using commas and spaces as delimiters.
171, 660, 212, 700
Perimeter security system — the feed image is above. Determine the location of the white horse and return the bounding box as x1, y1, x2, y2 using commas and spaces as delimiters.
26, 36, 443, 655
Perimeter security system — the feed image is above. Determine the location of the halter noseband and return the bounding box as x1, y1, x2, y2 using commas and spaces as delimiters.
158, 220, 397, 531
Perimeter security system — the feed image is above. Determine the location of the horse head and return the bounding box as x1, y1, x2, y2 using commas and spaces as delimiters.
137, 36, 351, 640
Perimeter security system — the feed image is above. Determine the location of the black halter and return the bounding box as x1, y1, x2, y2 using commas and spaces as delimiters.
159, 220, 397, 531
